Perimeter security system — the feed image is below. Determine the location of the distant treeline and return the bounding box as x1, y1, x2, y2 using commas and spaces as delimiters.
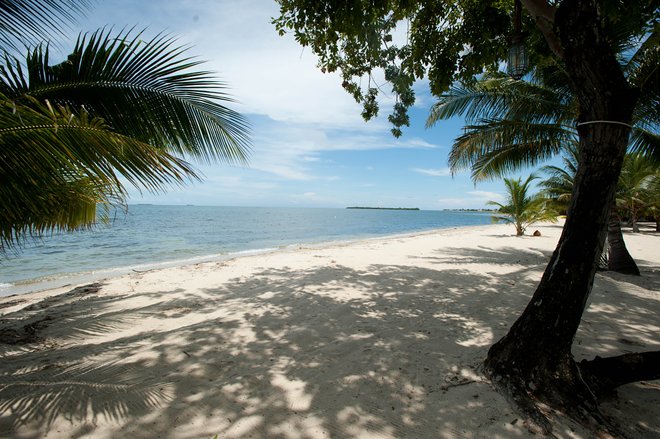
346, 207, 420, 211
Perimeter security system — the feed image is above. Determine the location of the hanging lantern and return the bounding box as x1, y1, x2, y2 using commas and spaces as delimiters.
507, 36, 528, 79
507, 0, 528, 79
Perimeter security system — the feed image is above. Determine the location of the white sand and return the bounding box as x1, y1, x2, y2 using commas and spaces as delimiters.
0, 221, 658, 438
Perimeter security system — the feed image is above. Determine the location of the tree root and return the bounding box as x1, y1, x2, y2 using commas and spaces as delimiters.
579, 351, 660, 397
485, 363, 628, 438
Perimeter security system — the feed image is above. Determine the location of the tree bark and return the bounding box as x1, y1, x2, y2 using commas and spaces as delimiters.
607, 213, 640, 275
631, 210, 640, 233
484, 0, 639, 433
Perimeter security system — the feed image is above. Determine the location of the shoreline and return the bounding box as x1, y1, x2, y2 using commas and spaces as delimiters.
0, 222, 496, 299
0, 220, 658, 438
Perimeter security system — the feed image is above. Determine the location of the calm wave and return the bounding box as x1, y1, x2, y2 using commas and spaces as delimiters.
0, 205, 493, 296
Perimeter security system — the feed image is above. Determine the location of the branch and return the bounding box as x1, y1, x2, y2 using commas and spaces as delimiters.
579, 351, 660, 395
520, 0, 564, 59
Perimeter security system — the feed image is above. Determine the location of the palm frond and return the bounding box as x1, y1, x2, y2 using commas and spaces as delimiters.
0, 94, 202, 249
0, 0, 91, 52
625, 26, 659, 82
629, 127, 660, 162
3, 28, 251, 164
427, 73, 574, 128
449, 119, 574, 181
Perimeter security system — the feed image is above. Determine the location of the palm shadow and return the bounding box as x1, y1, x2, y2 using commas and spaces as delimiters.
0, 245, 657, 438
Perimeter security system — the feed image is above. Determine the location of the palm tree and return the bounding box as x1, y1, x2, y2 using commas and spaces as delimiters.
538, 142, 579, 215
488, 174, 557, 236
426, 54, 658, 274
537, 145, 653, 274
645, 170, 660, 232
0, 8, 250, 250
617, 153, 658, 232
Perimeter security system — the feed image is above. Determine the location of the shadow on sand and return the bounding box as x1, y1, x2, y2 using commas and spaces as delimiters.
0, 244, 657, 438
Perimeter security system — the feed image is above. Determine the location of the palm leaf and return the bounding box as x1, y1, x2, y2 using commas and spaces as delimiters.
0, 94, 202, 249
449, 119, 574, 181
0, 28, 252, 250
629, 128, 660, 162
3, 28, 251, 164
427, 74, 574, 128
0, 0, 91, 52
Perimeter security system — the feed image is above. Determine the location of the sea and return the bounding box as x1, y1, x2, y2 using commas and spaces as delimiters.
0, 205, 493, 297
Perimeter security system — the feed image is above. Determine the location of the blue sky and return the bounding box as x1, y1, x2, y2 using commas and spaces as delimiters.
61, 0, 548, 210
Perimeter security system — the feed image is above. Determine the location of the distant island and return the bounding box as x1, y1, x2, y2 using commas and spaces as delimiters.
346, 207, 420, 211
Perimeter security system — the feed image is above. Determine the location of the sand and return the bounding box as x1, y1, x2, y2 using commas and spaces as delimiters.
0, 221, 658, 439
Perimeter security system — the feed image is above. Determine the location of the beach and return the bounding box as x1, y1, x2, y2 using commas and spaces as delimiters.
0, 221, 658, 438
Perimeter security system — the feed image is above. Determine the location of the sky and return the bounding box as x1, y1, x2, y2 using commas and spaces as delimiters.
60, 0, 548, 210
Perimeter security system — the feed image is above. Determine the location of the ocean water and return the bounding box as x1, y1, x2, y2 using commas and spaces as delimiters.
0, 205, 493, 296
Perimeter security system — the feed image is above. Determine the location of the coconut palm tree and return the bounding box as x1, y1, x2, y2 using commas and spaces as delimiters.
488, 174, 557, 236
644, 170, 660, 232
617, 153, 659, 232
0, 6, 250, 250
538, 142, 579, 215
426, 47, 658, 274
538, 144, 655, 272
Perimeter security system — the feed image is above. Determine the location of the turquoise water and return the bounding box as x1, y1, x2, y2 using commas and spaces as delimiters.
0, 205, 493, 296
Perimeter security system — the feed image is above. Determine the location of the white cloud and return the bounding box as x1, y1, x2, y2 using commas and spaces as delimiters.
178, 1, 385, 129
401, 138, 441, 148
469, 190, 504, 201
75, 0, 496, 208
412, 167, 452, 177
436, 190, 503, 209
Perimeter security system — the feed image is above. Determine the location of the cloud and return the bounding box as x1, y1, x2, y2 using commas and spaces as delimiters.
412, 167, 452, 177
401, 138, 441, 148
436, 190, 503, 209
75, 0, 486, 208
180, 1, 385, 130
469, 190, 504, 201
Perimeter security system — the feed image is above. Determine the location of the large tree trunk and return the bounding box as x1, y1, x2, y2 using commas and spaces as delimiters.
607, 213, 640, 275
484, 0, 638, 434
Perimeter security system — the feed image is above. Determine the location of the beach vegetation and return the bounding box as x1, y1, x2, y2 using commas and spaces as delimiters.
538, 146, 642, 274
538, 143, 579, 216
426, 60, 658, 275
617, 153, 659, 233
274, 1, 660, 434
644, 167, 660, 231
0, 5, 250, 251
487, 174, 557, 236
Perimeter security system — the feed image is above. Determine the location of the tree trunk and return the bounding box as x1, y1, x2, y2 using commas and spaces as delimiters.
484, 0, 639, 433
631, 211, 639, 233
607, 212, 640, 275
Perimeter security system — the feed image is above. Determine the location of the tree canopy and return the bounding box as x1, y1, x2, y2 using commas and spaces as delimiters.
274, 0, 657, 136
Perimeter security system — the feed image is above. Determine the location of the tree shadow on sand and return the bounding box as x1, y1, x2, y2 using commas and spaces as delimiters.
0, 246, 657, 438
